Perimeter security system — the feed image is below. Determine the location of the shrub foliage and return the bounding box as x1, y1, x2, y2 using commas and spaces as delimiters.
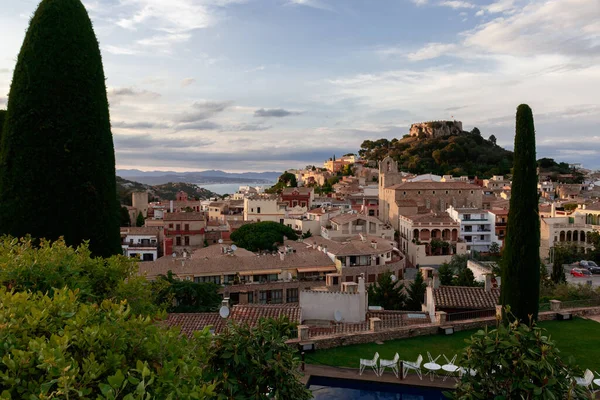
230, 221, 298, 251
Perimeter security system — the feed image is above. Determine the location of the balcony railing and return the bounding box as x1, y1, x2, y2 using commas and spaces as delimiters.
122, 242, 158, 248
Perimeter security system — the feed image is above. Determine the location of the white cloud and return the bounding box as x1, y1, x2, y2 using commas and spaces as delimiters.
407, 43, 457, 61
103, 45, 140, 55
485, 0, 516, 14
136, 33, 191, 48
181, 78, 196, 87
286, 0, 332, 11
410, 0, 428, 5
439, 1, 475, 9
475, 9, 484, 16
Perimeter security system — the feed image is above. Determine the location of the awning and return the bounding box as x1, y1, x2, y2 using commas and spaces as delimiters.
238, 269, 282, 276
297, 266, 338, 273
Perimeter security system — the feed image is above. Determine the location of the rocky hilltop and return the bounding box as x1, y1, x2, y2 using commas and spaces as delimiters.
409, 120, 463, 139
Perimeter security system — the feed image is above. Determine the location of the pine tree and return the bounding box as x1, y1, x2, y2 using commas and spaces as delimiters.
136, 212, 145, 227
500, 105, 541, 322
406, 271, 427, 311
438, 263, 454, 286
0, 0, 121, 257
0, 110, 6, 140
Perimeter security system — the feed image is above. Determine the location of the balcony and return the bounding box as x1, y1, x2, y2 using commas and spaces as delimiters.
122, 242, 158, 248
496, 222, 507, 227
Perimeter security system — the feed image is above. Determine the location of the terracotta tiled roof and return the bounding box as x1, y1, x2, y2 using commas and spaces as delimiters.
120, 227, 161, 235
139, 240, 335, 279
164, 212, 206, 221
307, 207, 340, 215
395, 199, 418, 207
584, 202, 600, 211
309, 235, 397, 257
282, 187, 313, 195
165, 304, 301, 336
405, 212, 457, 224
433, 286, 500, 310
227, 220, 253, 229
388, 181, 481, 190
330, 213, 383, 226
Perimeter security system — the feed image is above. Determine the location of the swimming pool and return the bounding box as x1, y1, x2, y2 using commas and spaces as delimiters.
308, 376, 449, 399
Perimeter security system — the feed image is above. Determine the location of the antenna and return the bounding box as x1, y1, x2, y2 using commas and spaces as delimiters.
218, 239, 223, 244
219, 306, 230, 319
334, 310, 343, 322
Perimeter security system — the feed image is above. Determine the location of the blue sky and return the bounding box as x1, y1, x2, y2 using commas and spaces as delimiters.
0, 0, 599, 172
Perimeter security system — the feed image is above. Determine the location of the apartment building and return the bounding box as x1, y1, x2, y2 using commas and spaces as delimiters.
280, 187, 314, 209
321, 213, 394, 241
540, 212, 596, 260
446, 206, 500, 252
121, 226, 161, 262
164, 212, 206, 250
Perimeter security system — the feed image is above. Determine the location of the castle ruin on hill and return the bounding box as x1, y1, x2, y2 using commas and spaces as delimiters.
409, 120, 463, 139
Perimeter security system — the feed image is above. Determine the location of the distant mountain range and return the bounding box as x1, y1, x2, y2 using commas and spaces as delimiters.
116, 169, 281, 186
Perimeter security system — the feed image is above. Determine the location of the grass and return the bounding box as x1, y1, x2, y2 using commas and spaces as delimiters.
306, 317, 600, 371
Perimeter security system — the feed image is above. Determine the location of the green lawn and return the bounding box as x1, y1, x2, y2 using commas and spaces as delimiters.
306, 317, 600, 371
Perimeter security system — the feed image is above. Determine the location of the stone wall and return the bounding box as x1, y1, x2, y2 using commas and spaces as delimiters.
409, 121, 463, 139
288, 306, 600, 350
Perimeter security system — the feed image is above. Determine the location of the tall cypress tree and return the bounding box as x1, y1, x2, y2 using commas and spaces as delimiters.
0, 0, 121, 257
500, 104, 540, 322
0, 110, 5, 142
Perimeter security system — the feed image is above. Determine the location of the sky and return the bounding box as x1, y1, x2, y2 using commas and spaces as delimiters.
0, 0, 599, 173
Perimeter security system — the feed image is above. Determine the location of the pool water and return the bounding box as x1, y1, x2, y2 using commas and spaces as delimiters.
308, 376, 449, 399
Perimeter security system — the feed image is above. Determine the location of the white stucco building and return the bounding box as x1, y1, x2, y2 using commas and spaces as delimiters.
446, 206, 501, 252
120, 227, 161, 262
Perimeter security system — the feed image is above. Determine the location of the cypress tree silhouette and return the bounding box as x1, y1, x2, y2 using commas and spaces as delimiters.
500, 104, 540, 322
0, 0, 121, 257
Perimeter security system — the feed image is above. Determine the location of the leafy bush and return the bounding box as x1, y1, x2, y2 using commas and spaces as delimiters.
153, 271, 222, 313
448, 310, 588, 400
368, 270, 407, 310
230, 221, 298, 252
208, 317, 311, 400
0, 237, 160, 315
0, 288, 217, 399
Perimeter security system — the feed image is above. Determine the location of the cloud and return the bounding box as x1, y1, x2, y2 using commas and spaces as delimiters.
175, 101, 233, 123
112, 121, 171, 129
114, 133, 215, 150
103, 45, 140, 55
254, 108, 302, 118
109, 87, 161, 99
0, 97, 6, 107
410, 0, 428, 5
181, 78, 196, 87
226, 123, 272, 131
439, 1, 475, 9
136, 33, 191, 48
475, 9, 484, 16
485, 0, 516, 14
286, 0, 332, 11
407, 43, 457, 61
444, 105, 468, 112
175, 121, 222, 131
0, 69, 10, 74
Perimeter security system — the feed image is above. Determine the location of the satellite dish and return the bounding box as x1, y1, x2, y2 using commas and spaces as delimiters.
334, 310, 343, 322
231, 245, 238, 251
390, 274, 397, 282
172, 252, 177, 258
218, 239, 223, 244
219, 306, 230, 319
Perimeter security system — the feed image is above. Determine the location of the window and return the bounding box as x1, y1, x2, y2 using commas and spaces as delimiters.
458, 190, 462, 194
184, 236, 190, 246
169, 224, 173, 228
142, 253, 154, 261
445, 191, 449, 194
403, 191, 406, 195
248, 292, 254, 304
251, 208, 254, 213
257, 207, 261, 214
271, 290, 283, 304
368, 274, 376, 283
259, 291, 268, 304
286, 288, 298, 303
471, 190, 474, 194
195, 275, 221, 284
223, 275, 236, 284
176, 224, 181, 231
346, 275, 354, 282
332, 276, 339, 285
175, 237, 181, 246
418, 191, 421, 195
432, 191, 436, 195
480, 235, 485, 241
184, 223, 189, 231
301, 201, 306, 207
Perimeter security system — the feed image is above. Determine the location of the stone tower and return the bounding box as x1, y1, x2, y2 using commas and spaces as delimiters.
378, 157, 403, 223
132, 191, 149, 218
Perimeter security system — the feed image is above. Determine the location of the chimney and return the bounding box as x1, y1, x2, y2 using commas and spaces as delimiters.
371, 241, 377, 249
484, 273, 492, 292
312, 242, 317, 250
221, 298, 230, 308
323, 245, 328, 254
280, 251, 285, 261
170, 200, 174, 213
551, 202, 556, 218
432, 273, 440, 289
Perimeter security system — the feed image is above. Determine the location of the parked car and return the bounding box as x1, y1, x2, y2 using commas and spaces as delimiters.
580, 260, 599, 268
570, 268, 592, 277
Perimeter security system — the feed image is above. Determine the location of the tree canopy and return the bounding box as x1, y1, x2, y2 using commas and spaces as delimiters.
500, 104, 541, 322
406, 270, 427, 311
266, 171, 297, 193
448, 312, 588, 399
0, 0, 121, 257
368, 271, 407, 310
359, 130, 512, 178
230, 221, 298, 252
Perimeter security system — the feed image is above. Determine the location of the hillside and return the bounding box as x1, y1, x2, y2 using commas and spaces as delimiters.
359, 129, 513, 178
116, 177, 219, 206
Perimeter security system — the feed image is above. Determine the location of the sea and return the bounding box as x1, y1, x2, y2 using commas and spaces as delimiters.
196, 182, 275, 196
